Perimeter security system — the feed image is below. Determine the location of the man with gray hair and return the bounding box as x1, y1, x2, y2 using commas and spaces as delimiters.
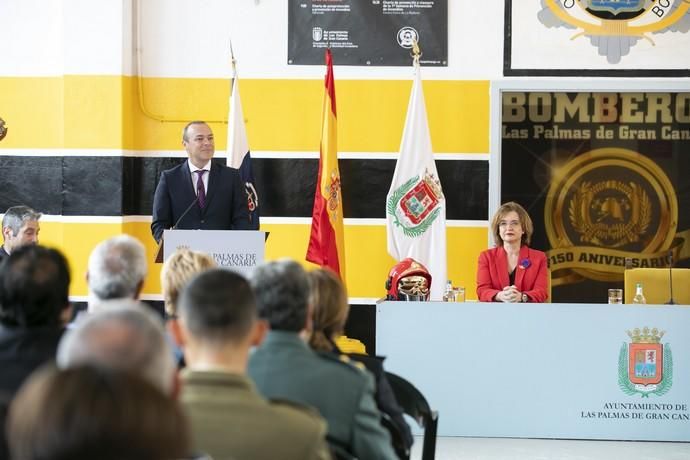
86, 235, 147, 311
57, 299, 176, 395
1, 205, 41, 260
248, 259, 397, 460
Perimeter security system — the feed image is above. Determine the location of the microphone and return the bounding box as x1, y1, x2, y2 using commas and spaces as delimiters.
154, 195, 199, 264
172, 195, 200, 230
665, 250, 675, 305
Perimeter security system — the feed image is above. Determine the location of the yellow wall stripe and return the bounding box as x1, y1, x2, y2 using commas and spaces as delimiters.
1, 76, 489, 153
37, 221, 487, 300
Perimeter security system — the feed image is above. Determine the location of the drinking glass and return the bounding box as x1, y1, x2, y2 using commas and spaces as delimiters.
608, 288, 623, 304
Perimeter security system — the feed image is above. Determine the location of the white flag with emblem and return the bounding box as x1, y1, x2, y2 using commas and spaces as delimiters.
386, 61, 447, 301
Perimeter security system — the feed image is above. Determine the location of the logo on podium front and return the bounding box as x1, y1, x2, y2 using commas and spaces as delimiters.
618, 327, 673, 398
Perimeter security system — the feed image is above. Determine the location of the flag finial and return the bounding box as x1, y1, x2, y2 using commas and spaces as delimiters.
411, 39, 421, 65
229, 39, 237, 77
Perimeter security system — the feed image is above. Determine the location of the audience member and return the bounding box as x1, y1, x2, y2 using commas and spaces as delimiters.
0, 205, 41, 259
86, 235, 147, 311
174, 268, 331, 460
57, 300, 177, 395
308, 268, 413, 455
161, 247, 216, 318
0, 245, 71, 458
161, 247, 216, 366
7, 365, 189, 460
248, 259, 397, 460
0, 245, 70, 396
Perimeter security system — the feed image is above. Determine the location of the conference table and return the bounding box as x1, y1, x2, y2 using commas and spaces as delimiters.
376, 301, 690, 441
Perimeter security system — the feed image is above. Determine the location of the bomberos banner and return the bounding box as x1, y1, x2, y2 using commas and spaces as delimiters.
501, 91, 690, 303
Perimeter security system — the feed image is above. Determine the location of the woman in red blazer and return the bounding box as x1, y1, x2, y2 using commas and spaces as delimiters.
476, 202, 548, 302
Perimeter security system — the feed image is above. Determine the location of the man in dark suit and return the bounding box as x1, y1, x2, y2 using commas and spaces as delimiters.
151, 121, 251, 242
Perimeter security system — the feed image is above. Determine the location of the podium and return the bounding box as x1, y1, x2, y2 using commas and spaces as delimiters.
158, 229, 266, 276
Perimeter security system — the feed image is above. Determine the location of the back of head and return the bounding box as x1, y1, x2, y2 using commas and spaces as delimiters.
308, 268, 349, 352
161, 247, 216, 317
0, 245, 70, 328
56, 301, 175, 394
87, 235, 147, 302
179, 268, 256, 344
2, 205, 41, 238
249, 259, 309, 332
7, 364, 189, 460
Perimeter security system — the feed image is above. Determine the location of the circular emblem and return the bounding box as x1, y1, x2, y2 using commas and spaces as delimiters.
538, 0, 690, 64
396, 27, 419, 49
545, 148, 677, 282
0, 117, 7, 141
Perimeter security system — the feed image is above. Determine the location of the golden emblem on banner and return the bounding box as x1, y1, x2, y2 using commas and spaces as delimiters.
545, 148, 678, 284
568, 180, 651, 248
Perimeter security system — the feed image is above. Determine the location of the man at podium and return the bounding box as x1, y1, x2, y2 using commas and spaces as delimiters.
151, 121, 251, 243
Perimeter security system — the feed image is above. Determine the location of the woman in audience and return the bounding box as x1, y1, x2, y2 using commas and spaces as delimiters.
161, 248, 217, 318
476, 201, 548, 302
7, 364, 190, 460
307, 268, 413, 456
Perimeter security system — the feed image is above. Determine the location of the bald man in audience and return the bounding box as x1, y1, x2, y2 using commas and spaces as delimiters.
57, 300, 177, 395
172, 269, 331, 460
1, 205, 41, 260
86, 235, 147, 311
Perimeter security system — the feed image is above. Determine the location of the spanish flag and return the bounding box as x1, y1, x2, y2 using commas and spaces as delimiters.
306, 49, 346, 280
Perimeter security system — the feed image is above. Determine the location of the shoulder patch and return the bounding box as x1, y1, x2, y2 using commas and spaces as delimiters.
317, 351, 367, 373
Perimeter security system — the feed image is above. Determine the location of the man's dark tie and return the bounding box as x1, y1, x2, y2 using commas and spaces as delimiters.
195, 170, 207, 209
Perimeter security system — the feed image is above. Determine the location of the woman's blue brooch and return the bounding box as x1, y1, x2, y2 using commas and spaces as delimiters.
519, 258, 531, 269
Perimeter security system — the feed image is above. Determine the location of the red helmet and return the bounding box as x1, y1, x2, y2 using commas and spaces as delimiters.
385, 258, 432, 301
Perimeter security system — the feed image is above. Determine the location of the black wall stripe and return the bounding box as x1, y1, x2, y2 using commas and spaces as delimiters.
1, 156, 489, 221
0, 157, 63, 214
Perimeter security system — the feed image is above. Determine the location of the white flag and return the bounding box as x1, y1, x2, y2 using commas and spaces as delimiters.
386, 62, 447, 301
227, 73, 259, 229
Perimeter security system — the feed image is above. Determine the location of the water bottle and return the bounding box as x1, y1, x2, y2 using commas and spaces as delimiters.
633, 282, 646, 304
443, 280, 454, 302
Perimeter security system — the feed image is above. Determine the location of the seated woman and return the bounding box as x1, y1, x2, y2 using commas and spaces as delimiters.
307, 268, 413, 457
476, 201, 548, 303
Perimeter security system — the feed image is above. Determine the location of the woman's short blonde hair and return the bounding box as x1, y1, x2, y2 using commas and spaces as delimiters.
307, 268, 349, 352
160, 248, 216, 316
490, 201, 534, 247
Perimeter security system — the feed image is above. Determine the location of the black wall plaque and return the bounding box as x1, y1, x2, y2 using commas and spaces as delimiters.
288, 0, 447, 66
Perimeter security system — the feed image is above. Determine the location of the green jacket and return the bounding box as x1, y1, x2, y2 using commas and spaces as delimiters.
180, 370, 331, 460
248, 331, 397, 460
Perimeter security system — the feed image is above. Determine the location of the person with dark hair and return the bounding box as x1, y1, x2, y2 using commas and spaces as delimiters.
1, 205, 41, 259
476, 201, 549, 302
173, 268, 331, 460
308, 268, 413, 456
248, 259, 397, 460
0, 245, 71, 458
7, 365, 190, 460
151, 120, 252, 243
0, 245, 71, 392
